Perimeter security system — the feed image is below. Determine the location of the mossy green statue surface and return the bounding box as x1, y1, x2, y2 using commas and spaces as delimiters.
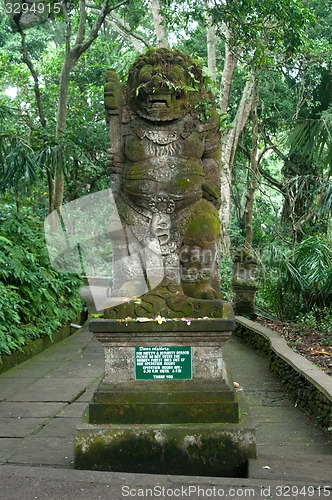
104, 48, 225, 319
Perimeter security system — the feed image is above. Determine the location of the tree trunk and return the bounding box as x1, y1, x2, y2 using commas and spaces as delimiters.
219, 24, 237, 114
244, 79, 259, 248
220, 75, 254, 254
18, 28, 47, 129
56, 57, 75, 140
18, 26, 51, 210
51, 0, 112, 213
150, 0, 169, 48
53, 58, 73, 213
206, 18, 217, 82
46, 168, 54, 215
51, 6, 75, 214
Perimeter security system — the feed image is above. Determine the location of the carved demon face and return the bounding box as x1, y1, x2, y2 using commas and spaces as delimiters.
134, 63, 191, 121
127, 49, 205, 122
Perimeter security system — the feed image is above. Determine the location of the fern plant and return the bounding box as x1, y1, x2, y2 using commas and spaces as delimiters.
259, 235, 332, 320
0, 209, 84, 359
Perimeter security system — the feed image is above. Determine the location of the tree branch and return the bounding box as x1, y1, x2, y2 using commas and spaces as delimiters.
16, 27, 47, 129
258, 164, 286, 193
107, 12, 149, 50
257, 144, 274, 165
60, 0, 71, 55
262, 131, 288, 162
238, 143, 250, 159
228, 76, 254, 169
85, 1, 147, 51
75, 0, 87, 46
75, 0, 128, 56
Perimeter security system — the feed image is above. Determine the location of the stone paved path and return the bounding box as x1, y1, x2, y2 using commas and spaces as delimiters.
0, 327, 104, 468
223, 338, 332, 483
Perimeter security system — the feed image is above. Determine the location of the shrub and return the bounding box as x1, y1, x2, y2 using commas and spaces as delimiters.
258, 235, 332, 321
0, 210, 83, 359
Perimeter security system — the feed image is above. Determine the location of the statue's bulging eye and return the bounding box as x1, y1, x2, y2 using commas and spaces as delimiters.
167, 66, 185, 82
138, 65, 154, 83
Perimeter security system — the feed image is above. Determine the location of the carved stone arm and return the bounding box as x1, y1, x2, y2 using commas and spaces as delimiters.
104, 68, 125, 194
201, 109, 221, 208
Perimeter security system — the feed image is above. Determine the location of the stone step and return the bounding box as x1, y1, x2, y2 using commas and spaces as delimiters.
89, 379, 240, 424
88, 400, 239, 424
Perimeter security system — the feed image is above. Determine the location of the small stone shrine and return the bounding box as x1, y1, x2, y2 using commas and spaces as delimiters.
232, 246, 258, 319
74, 48, 256, 477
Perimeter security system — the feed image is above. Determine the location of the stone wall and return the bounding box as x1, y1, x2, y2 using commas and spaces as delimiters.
0, 311, 87, 374
235, 317, 332, 435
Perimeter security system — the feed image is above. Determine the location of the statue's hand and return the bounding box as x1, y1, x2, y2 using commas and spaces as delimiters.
107, 149, 123, 171
202, 182, 221, 209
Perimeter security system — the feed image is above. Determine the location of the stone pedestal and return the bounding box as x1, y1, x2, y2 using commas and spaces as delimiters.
74, 316, 256, 477
232, 284, 258, 318
232, 247, 258, 319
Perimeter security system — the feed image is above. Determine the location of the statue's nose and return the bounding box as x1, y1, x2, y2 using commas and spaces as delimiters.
150, 74, 163, 87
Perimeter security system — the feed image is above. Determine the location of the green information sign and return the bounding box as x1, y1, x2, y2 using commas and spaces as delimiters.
135, 346, 192, 380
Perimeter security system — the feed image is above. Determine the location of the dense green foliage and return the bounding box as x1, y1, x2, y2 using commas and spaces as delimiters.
259, 236, 332, 322
0, 210, 83, 358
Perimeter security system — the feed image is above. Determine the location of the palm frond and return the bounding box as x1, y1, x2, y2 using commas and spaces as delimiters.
0, 136, 40, 192
35, 139, 76, 175
288, 110, 332, 173
259, 236, 332, 319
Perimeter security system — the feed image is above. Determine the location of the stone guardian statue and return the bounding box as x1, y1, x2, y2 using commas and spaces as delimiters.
104, 48, 226, 319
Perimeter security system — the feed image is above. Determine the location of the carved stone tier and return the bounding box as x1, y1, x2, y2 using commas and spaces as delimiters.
90, 314, 235, 347
74, 317, 256, 477
232, 284, 258, 318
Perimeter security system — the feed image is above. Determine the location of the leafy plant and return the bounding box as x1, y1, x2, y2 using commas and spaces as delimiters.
219, 254, 233, 300
296, 307, 332, 337
258, 235, 332, 321
0, 209, 83, 359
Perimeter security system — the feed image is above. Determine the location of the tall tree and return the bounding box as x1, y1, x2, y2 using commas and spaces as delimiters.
208, 0, 313, 252
150, 0, 169, 48
54, 0, 126, 212
10, 0, 127, 213
160, 0, 313, 251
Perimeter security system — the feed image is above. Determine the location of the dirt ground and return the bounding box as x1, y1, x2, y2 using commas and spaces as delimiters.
256, 316, 332, 376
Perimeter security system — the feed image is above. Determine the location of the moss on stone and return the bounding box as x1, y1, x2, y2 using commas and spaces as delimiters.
185, 212, 219, 244
74, 423, 255, 476
126, 48, 212, 122
88, 400, 239, 424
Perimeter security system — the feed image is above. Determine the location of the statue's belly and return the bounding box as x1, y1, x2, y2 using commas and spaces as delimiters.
123, 157, 204, 211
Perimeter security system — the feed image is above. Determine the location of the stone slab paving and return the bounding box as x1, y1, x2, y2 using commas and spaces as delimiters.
0, 326, 104, 468
0, 325, 331, 499
223, 336, 332, 484
0, 401, 64, 418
